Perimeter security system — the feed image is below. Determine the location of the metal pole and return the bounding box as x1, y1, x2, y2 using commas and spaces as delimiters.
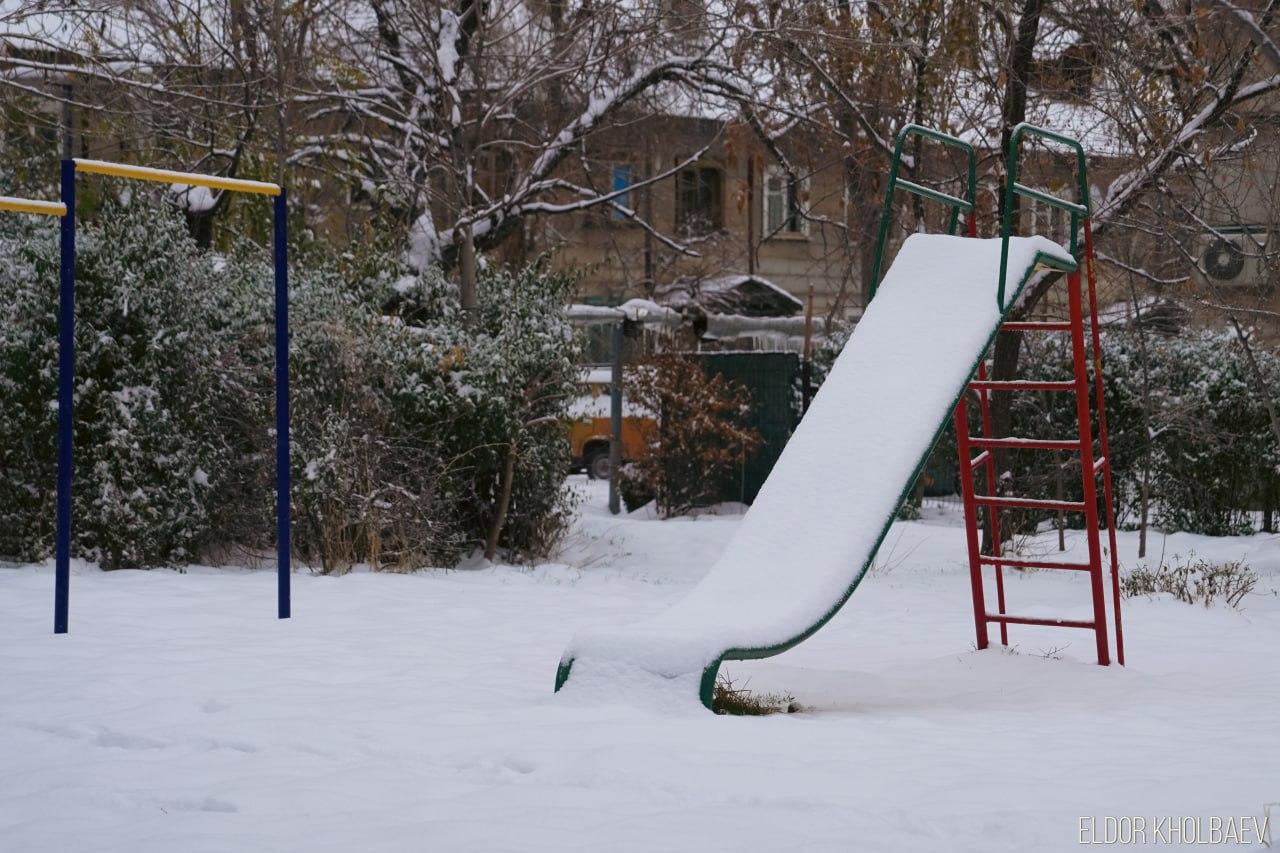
608, 321, 623, 515
801, 285, 814, 414
54, 160, 75, 634
1084, 219, 1124, 665
1068, 270, 1110, 666
954, 394, 987, 651
974, 361, 1008, 646
274, 190, 291, 618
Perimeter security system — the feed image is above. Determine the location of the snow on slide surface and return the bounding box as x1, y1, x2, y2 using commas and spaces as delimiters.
557, 233, 1077, 705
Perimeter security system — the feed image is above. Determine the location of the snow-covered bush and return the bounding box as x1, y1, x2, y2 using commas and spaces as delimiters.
1008, 326, 1280, 536
620, 354, 761, 517
0, 203, 581, 570
0, 204, 245, 567
284, 253, 582, 570
806, 319, 853, 393
1104, 328, 1280, 535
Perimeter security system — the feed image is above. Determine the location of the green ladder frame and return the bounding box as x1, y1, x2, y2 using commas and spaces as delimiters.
869, 122, 1092, 310
996, 123, 1091, 309
868, 124, 978, 298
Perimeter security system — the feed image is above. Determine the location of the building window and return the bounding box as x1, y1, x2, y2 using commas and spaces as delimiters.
1026, 195, 1070, 242
764, 166, 806, 235
476, 147, 513, 201
676, 165, 723, 232
611, 163, 634, 220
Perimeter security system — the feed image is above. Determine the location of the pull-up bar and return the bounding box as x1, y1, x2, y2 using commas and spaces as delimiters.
0, 195, 67, 217
48, 159, 292, 633
73, 159, 282, 197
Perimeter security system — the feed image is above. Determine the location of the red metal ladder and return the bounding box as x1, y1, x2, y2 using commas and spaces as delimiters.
954, 127, 1125, 666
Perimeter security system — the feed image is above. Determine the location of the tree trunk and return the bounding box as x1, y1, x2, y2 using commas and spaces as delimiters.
982, 0, 1046, 553
1138, 448, 1150, 558
484, 441, 517, 562
460, 222, 478, 319
982, 330, 1023, 552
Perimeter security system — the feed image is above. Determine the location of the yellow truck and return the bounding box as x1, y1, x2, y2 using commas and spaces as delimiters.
567, 369, 654, 479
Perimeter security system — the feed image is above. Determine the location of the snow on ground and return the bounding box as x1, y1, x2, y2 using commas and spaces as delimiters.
1, 478, 1278, 852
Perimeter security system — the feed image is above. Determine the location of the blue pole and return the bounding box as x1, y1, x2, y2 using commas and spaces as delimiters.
274, 189, 290, 619
54, 159, 75, 634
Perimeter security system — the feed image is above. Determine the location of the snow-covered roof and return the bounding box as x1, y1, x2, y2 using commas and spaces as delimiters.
656, 273, 803, 317
565, 299, 683, 327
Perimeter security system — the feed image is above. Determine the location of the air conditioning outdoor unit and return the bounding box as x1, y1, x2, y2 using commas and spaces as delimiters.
1194, 227, 1272, 289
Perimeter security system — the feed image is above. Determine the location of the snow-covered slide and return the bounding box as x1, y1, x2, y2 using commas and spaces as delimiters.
555, 233, 1078, 708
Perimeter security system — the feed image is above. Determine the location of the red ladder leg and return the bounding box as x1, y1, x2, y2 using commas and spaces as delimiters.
974, 362, 1008, 645
1084, 219, 1125, 665
1067, 269, 1111, 666
955, 394, 988, 651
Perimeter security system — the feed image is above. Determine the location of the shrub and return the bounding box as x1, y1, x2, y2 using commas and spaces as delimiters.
1120, 554, 1258, 608
0, 204, 247, 568
619, 353, 761, 517
259, 251, 584, 570
0, 201, 581, 570
712, 675, 799, 715
617, 463, 656, 513
1001, 326, 1280, 537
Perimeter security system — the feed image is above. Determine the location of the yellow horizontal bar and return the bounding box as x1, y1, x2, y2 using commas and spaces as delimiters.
0, 195, 67, 217
73, 159, 281, 196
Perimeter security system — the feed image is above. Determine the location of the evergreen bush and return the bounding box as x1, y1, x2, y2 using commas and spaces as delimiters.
0, 204, 244, 567
1006, 326, 1280, 536
0, 203, 580, 570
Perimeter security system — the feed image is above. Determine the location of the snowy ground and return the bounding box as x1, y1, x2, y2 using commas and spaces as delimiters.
2, 478, 1278, 851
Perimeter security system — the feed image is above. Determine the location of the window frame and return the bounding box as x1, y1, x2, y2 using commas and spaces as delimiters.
762, 164, 808, 238
609, 162, 635, 221
675, 163, 725, 233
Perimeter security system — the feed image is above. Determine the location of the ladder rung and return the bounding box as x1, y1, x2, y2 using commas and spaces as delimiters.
1011, 182, 1089, 217
1000, 321, 1073, 332
1092, 455, 1107, 473
970, 437, 1081, 451
894, 178, 973, 212
980, 556, 1094, 571
969, 450, 991, 469
969, 380, 1075, 392
974, 495, 1086, 512
985, 613, 1096, 629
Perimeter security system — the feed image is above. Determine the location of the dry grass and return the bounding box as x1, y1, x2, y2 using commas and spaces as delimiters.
1121, 554, 1258, 609
712, 675, 801, 716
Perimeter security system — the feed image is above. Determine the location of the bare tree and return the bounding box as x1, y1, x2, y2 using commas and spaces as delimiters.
293, 0, 744, 282
1, 0, 317, 245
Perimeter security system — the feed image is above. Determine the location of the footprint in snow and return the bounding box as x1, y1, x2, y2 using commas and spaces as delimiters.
93, 728, 167, 751
158, 796, 238, 814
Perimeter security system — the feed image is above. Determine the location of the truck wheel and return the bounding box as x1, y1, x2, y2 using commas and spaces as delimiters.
586, 448, 612, 480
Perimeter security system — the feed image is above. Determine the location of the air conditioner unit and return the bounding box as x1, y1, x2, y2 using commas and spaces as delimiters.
1194, 227, 1271, 289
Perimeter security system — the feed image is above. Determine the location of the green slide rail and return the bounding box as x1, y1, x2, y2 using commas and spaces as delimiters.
868, 124, 978, 298
996, 123, 1091, 310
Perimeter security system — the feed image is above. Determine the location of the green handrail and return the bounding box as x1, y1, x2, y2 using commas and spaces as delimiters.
868, 124, 978, 301
996, 123, 1091, 311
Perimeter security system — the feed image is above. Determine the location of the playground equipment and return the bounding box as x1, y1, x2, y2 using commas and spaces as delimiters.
0, 195, 66, 217
554, 123, 1124, 708
957, 125, 1124, 665
4, 162, 292, 633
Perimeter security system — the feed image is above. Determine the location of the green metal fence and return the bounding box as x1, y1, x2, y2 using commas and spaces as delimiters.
697, 351, 801, 504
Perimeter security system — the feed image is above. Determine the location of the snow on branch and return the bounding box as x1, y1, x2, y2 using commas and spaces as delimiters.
1201, 0, 1280, 71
